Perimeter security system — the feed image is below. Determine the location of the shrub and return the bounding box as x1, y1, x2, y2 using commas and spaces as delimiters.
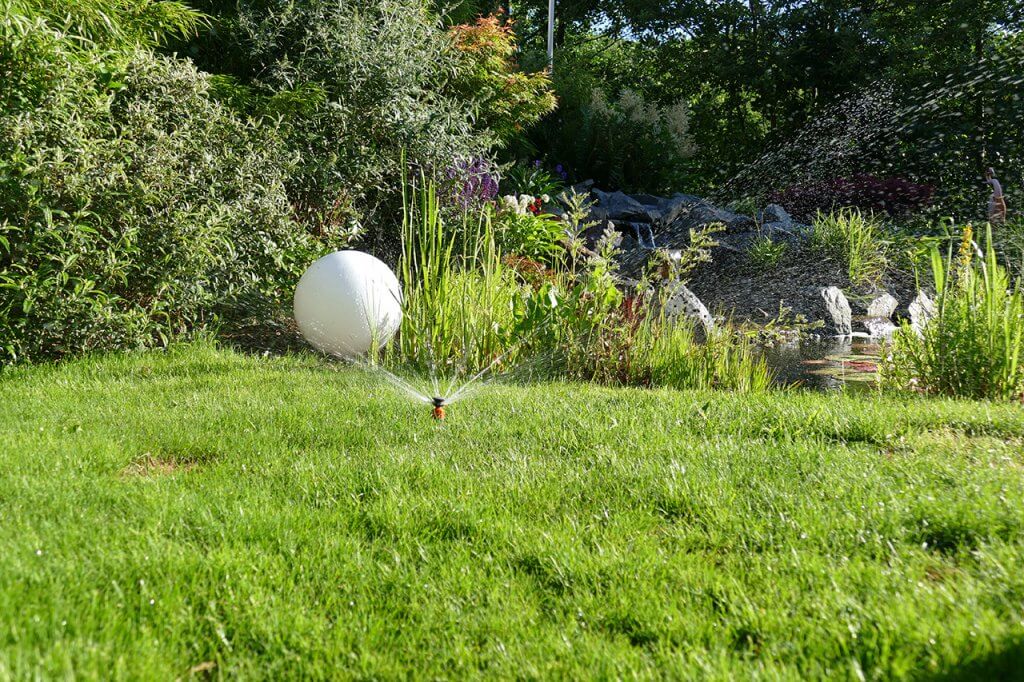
0, 26, 318, 364
772, 175, 935, 222
2, 0, 204, 48
810, 209, 889, 286
532, 60, 698, 194
493, 210, 565, 264
883, 226, 1024, 401
502, 161, 567, 198
228, 0, 493, 239
447, 16, 556, 146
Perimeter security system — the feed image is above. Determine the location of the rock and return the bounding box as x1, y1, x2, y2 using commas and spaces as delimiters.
571, 179, 594, 194
820, 286, 853, 336
655, 194, 702, 225
663, 282, 715, 333
592, 189, 657, 223
863, 317, 898, 339
866, 292, 899, 319
759, 204, 793, 229
666, 201, 755, 238
908, 291, 936, 334
630, 193, 662, 206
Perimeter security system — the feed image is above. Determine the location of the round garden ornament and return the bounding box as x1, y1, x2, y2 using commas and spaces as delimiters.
294, 251, 403, 358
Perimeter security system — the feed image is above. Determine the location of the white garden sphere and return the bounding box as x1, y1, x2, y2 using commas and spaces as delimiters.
294, 251, 403, 358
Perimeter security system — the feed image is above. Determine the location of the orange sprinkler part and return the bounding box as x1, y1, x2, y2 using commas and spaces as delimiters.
431, 397, 447, 420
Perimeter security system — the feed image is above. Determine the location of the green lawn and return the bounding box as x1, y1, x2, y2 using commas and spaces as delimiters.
2, 345, 1024, 679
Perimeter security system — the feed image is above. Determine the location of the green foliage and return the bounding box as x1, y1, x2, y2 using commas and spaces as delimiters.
748, 236, 788, 270
390, 181, 522, 374
646, 224, 723, 285
448, 16, 556, 146
1, 0, 204, 48
0, 26, 318, 364
531, 39, 697, 192
387, 180, 768, 392
502, 162, 566, 198
811, 209, 889, 287
884, 225, 1024, 401
231, 0, 489, 235
493, 210, 564, 264
631, 323, 773, 392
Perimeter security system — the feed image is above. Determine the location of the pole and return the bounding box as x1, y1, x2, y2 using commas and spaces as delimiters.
547, 0, 555, 69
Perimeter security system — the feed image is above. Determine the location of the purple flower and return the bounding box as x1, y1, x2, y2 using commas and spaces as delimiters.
445, 157, 499, 209
533, 159, 543, 168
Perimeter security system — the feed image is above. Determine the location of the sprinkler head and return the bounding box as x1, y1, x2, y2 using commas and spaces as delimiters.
431, 397, 447, 420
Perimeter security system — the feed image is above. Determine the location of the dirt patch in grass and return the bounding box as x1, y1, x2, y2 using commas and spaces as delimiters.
120, 453, 199, 478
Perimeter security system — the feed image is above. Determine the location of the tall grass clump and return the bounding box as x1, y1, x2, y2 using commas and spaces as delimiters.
884, 225, 1024, 401
387, 181, 524, 374
811, 208, 889, 286
628, 318, 773, 392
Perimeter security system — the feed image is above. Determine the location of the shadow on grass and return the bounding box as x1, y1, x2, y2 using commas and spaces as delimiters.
922, 638, 1024, 681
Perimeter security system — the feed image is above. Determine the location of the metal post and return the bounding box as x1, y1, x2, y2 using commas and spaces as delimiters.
546, 0, 555, 69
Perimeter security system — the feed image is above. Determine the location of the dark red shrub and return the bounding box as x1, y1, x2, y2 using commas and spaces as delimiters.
771, 175, 935, 221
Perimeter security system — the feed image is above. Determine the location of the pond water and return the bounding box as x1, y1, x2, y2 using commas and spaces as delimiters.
761, 338, 883, 391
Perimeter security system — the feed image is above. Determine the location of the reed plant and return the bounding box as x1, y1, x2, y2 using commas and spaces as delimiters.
811, 208, 889, 286
883, 225, 1024, 401
626, 316, 772, 392
387, 180, 524, 374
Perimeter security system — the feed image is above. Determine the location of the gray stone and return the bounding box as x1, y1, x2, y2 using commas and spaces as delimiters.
593, 189, 657, 223
821, 286, 853, 336
670, 201, 755, 235
759, 204, 794, 229
908, 291, 936, 334
571, 179, 594, 194
629, 193, 662, 206
656, 194, 702, 225
863, 317, 899, 339
663, 283, 715, 332
866, 293, 899, 319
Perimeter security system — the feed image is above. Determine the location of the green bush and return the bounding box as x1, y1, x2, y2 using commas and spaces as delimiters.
884, 226, 1024, 401
493, 209, 565, 264
748, 235, 788, 269
447, 16, 556, 147
227, 0, 490, 238
0, 25, 318, 364
2, 0, 204, 48
528, 40, 697, 193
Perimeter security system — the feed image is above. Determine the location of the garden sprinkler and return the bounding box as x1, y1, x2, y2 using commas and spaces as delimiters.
431, 396, 447, 421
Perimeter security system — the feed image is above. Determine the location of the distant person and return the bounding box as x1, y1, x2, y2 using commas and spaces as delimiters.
986, 167, 1008, 225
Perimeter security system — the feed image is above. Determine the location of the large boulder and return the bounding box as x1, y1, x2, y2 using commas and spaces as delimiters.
655, 194, 702, 226
663, 282, 715, 333
821, 286, 853, 336
866, 292, 899, 319
759, 204, 793, 227
592, 189, 658, 223
665, 201, 755, 239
